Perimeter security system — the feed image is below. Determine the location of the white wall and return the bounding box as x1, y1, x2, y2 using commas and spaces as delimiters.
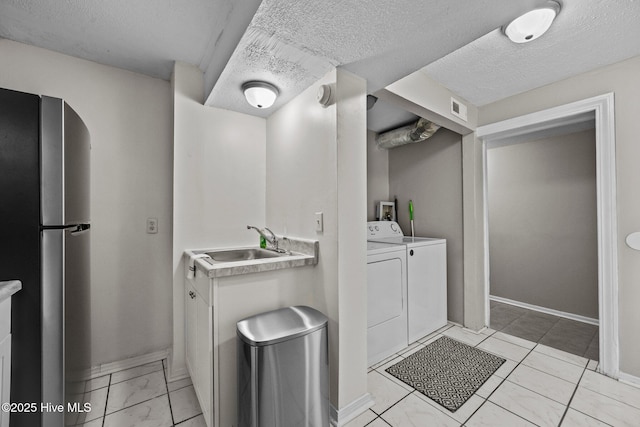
479, 54, 640, 378
0, 39, 173, 366
487, 129, 598, 319
266, 68, 369, 413
171, 62, 266, 376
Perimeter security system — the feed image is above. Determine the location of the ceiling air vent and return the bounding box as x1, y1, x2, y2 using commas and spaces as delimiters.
450, 97, 468, 122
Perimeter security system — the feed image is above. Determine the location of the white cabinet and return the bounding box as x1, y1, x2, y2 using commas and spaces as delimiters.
184, 279, 214, 427
0, 297, 12, 427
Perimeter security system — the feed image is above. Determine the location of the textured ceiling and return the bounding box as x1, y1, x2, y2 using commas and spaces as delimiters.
0, 0, 260, 83
423, 0, 640, 106
2, 0, 639, 125
205, 0, 545, 117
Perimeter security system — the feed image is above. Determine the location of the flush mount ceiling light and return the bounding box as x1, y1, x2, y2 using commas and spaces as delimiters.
242, 81, 279, 109
504, 1, 561, 43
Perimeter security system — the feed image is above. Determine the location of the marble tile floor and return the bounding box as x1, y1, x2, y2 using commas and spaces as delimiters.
70, 359, 204, 427
350, 324, 640, 427
490, 300, 599, 361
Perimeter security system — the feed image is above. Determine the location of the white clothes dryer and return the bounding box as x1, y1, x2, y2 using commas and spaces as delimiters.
366, 240, 408, 366
368, 221, 447, 343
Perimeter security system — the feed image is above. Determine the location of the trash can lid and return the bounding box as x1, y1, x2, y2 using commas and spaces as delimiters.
236, 305, 328, 347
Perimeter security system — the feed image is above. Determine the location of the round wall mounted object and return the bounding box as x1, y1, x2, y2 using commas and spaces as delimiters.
317, 84, 334, 107
625, 232, 640, 251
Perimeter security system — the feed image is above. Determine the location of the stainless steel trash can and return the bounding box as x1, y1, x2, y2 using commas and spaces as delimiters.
237, 305, 329, 427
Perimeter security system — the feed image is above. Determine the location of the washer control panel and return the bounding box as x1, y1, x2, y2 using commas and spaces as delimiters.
367, 221, 404, 239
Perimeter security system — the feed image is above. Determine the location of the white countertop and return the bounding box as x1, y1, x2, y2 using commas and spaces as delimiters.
185, 236, 319, 279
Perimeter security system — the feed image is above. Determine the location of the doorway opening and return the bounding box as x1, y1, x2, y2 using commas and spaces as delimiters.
476, 94, 619, 377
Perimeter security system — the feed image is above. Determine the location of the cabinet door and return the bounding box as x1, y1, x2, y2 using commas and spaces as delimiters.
185, 282, 197, 376
196, 295, 212, 424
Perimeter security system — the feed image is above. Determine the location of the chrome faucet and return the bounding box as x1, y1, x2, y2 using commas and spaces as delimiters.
247, 225, 281, 251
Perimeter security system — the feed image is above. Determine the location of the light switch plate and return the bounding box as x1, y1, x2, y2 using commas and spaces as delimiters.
315, 212, 323, 232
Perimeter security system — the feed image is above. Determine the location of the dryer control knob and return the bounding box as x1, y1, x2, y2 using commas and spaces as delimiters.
375, 226, 379, 231
390, 223, 398, 232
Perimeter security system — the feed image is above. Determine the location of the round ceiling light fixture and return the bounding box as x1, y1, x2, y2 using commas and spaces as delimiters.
242, 81, 279, 109
504, 1, 561, 44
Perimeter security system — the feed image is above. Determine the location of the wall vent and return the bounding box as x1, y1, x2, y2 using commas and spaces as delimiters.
450, 97, 468, 122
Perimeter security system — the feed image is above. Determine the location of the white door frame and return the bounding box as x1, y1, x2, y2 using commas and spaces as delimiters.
475, 93, 619, 378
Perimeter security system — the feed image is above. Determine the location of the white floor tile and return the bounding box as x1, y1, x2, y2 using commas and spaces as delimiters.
380, 393, 458, 427
507, 364, 576, 405
367, 419, 391, 427
367, 370, 411, 415
477, 336, 530, 362
489, 380, 565, 427
442, 325, 487, 347
76, 417, 104, 427
586, 360, 599, 371
465, 401, 536, 427
417, 330, 442, 344
343, 409, 377, 427
103, 394, 172, 427
480, 327, 497, 337
106, 371, 167, 414
579, 369, 640, 410
397, 342, 425, 358
169, 385, 202, 423
111, 360, 164, 384
67, 379, 86, 396
570, 386, 640, 427
175, 414, 207, 427
370, 353, 403, 371
533, 344, 588, 368
418, 333, 442, 346
75, 387, 108, 424
375, 356, 415, 392
85, 374, 111, 392
493, 359, 518, 378
436, 323, 455, 334
561, 408, 610, 426
413, 391, 484, 424
475, 375, 504, 399
492, 331, 536, 350
521, 350, 584, 384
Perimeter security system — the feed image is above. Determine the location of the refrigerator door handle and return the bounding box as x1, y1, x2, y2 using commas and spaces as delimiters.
70, 223, 90, 235
41, 223, 90, 233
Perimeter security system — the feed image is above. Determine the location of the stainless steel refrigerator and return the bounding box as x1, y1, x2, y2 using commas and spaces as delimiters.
0, 87, 91, 427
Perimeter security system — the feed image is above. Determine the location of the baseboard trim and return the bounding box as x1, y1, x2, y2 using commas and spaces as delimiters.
166, 349, 190, 383
330, 393, 374, 426
619, 371, 640, 389
490, 295, 599, 326
89, 348, 170, 379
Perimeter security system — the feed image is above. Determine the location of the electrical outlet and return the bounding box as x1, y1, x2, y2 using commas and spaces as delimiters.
315, 212, 323, 233
147, 217, 158, 234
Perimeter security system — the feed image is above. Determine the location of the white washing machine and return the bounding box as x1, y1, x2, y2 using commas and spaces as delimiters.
366, 240, 408, 366
368, 221, 447, 343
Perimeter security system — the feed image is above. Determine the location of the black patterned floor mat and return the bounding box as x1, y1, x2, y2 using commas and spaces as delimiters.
385, 335, 505, 412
